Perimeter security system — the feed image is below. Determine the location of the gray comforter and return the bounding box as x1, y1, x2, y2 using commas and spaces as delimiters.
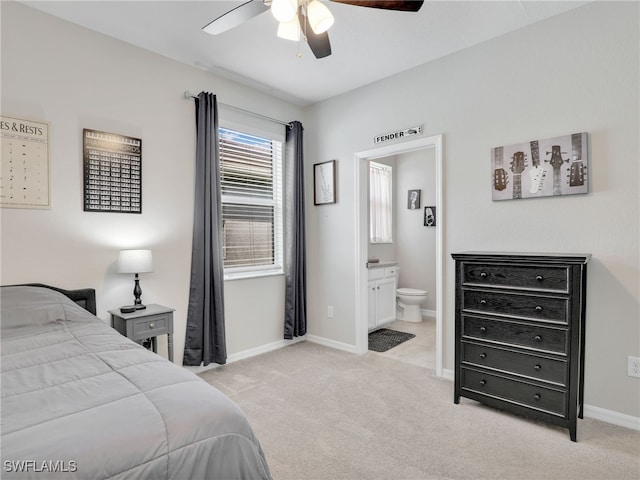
1, 286, 271, 479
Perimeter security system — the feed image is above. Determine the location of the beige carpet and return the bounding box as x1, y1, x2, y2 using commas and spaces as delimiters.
198, 332, 639, 480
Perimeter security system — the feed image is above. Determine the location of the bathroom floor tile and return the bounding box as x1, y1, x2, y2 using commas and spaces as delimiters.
371, 317, 436, 370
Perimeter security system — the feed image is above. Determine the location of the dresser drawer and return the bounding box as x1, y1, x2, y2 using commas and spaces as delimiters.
463, 263, 569, 292
461, 367, 566, 417
462, 315, 568, 354
132, 314, 169, 339
461, 341, 567, 385
463, 289, 568, 323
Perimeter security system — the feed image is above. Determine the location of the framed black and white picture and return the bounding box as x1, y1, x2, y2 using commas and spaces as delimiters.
407, 189, 421, 209
314, 160, 336, 205
491, 132, 588, 201
424, 206, 436, 226
83, 129, 142, 213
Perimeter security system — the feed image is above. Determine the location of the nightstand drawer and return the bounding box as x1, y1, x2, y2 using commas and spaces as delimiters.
461, 341, 567, 385
463, 264, 569, 292
461, 367, 566, 417
462, 315, 568, 354
463, 289, 568, 323
132, 314, 169, 338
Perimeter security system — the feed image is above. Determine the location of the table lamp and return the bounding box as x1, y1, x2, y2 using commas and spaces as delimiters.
117, 249, 153, 313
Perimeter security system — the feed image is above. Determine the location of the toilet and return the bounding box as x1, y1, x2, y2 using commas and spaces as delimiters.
395, 268, 428, 322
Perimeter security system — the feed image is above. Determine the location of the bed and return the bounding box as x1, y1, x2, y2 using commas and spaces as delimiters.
1, 285, 272, 479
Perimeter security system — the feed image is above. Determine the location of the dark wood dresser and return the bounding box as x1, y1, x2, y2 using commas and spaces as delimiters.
452, 252, 590, 441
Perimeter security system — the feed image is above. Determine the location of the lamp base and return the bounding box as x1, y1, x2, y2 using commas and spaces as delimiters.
120, 304, 147, 314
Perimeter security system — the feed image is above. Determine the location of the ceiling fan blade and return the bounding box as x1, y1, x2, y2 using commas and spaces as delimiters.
330, 0, 424, 12
203, 0, 269, 35
298, 10, 332, 59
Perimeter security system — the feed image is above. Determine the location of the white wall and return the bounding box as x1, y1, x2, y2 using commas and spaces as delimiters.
305, 2, 639, 418
1, 2, 304, 364
396, 149, 437, 311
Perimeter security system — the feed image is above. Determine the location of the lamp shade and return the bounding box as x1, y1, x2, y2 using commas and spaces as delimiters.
117, 249, 153, 274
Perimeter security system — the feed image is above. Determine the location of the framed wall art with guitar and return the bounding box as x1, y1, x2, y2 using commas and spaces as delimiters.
491, 132, 588, 201
314, 160, 336, 205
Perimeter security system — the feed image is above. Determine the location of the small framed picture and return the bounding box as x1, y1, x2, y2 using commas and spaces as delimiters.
407, 189, 421, 210
314, 160, 336, 205
424, 206, 436, 226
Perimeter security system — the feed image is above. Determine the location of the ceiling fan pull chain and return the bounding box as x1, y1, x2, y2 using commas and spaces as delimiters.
296, 4, 306, 58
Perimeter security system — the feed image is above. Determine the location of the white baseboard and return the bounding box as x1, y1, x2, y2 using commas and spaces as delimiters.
421, 308, 436, 318
583, 404, 640, 431
441, 368, 454, 381
306, 334, 360, 354
184, 336, 305, 374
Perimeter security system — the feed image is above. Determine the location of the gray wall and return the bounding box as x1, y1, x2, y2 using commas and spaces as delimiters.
367, 150, 438, 313
396, 149, 437, 312
305, 2, 639, 418
1, 2, 304, 363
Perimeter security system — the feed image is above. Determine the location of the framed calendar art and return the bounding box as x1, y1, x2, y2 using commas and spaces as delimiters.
0, 115, 50, 209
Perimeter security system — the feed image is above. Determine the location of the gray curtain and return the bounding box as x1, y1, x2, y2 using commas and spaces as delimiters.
284, 121, 307, 339
183, 92, 227, 366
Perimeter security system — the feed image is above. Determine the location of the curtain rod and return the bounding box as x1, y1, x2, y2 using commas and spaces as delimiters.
184, 91, 292, 128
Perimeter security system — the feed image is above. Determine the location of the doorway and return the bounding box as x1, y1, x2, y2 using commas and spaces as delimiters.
354, 135, 443, 376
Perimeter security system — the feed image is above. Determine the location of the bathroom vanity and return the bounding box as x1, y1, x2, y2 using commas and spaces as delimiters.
367, 263, 398, 331
452, 252, 590, 441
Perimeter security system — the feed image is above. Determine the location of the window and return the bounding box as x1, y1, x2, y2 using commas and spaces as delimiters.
219, 127, 283, 278
369, 161, 393, 243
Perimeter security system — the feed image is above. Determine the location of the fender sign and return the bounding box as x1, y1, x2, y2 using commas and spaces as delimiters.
374, 125, 423, 144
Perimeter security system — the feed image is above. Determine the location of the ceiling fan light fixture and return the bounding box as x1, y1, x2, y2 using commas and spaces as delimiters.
306, 0, 334, 34
271, 0, 298, 23
277, 16, 301, 41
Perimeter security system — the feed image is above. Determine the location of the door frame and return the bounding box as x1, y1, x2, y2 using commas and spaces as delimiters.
354, 134, 443, 376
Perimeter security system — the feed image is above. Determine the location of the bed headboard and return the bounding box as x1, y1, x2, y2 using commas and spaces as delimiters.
4, 283, 97, 315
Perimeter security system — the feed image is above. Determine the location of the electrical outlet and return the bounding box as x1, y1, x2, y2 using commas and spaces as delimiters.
327, 306, 334, 319
628, 356, 640, 378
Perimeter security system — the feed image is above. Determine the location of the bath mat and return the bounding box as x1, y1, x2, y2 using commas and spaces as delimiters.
368, 328, 416, 352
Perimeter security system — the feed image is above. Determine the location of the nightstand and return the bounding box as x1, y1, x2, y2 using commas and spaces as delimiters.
109, 304, 175, 362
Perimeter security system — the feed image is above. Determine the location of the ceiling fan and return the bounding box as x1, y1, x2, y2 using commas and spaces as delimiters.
202, 0, 424, 59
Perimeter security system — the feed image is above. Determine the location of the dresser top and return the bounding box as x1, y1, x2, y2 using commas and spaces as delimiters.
451, 252, 591, 263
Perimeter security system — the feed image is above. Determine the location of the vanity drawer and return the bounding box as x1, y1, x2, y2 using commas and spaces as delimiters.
462, 315, 568, 354
463, 263, 569, 292
461, 367, 566, 417
461, 341, 567, 385
463, 289, 568, 323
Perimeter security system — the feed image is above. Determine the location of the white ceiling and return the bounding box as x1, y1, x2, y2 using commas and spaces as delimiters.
22, 1, 591, 106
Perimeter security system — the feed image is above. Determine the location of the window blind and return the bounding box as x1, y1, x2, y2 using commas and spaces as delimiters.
219, 128, 283, 273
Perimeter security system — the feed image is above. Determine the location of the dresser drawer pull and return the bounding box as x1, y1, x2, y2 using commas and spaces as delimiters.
534, 364, 542, 371
148, 323, 155, 329
533, 393, 541, 401
480, 299, 487, 305
479, 380, 487, 386
480, 326, 487, 333
535, 305, 543, 312
479, 353, 487, 359
536, 275, 544, 281
480, 272, 488, 278
534, 335, 542, 342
